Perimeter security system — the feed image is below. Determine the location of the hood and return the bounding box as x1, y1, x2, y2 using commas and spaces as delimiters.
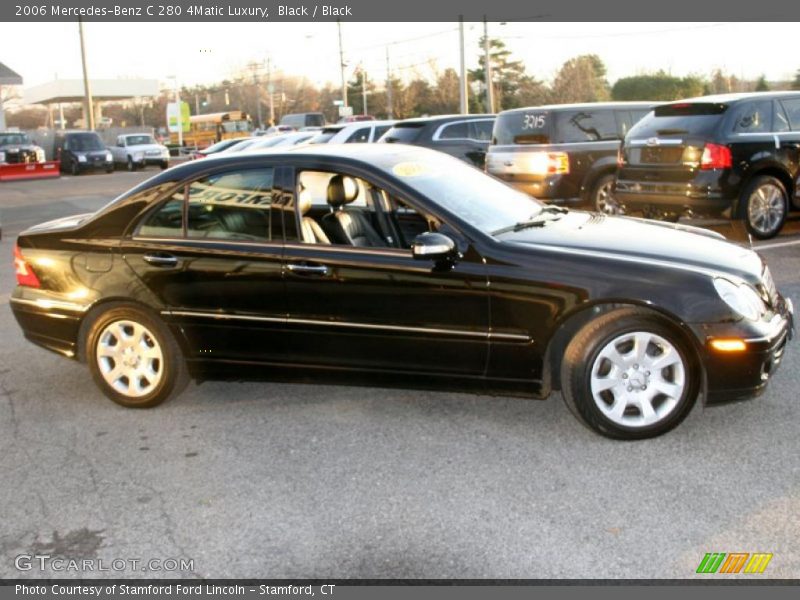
126, 143, 165, 151
500, 211, 764, 283
0, 143, 40, 151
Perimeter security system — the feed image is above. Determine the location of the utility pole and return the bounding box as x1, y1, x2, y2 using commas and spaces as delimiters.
78, 17, 95, 130
459, 16, 468, 115
338, 19, 348, 107
385, 47, 393, 119
248, 61, 263, 129
362, 69, 367, 116
483, 17, 494, 114
267, 57, 275, 126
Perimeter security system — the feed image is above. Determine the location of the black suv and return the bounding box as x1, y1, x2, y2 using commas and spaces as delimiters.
378, 114, 495, 167
616, 92, 800, 238
486, 102, 654, 212
53, 131, 113, 175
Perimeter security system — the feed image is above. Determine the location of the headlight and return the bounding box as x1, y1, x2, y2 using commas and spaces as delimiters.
105, 151, 113, 161
713, 278, 765, 321
77, 154, 87, 162
35, 147, 46, 162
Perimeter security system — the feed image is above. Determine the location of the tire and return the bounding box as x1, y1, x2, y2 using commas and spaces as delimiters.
126, 156, 138, 172
69, 159, 79, 176
739, 175, 788, 240
105, 165, 114, 174
560, 307, 699, 440
85, 304, 189, 408
592, 173, 624, 215
159, 161, 169, 170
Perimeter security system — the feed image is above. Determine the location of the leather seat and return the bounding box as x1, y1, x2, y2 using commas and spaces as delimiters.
321, 175, 385, 247
298, 187, 330, 244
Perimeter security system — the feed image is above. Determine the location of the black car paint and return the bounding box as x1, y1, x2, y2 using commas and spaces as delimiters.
616, 92, 800, 216
10, 145, 792, 405
53, 131, 113, 174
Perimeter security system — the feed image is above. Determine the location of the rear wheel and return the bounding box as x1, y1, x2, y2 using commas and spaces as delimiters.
159, 161, 169, 170
126, 156, 138, 172
85, 304, 188, 408
740, 175, 787, 239
560, 308, 699, 440
592, 174, 624, 215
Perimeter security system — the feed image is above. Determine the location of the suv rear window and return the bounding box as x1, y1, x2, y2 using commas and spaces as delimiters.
629, 103, 728, 139
556, 110, 618, 143
493, 111, 551, 145
381, 123, 424, 143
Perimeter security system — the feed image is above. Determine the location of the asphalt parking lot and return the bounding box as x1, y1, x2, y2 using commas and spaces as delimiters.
1, 172, 799, 579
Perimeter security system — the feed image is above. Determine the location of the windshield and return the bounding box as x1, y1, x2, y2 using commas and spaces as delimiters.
67, 133, 105, 151
125, 135, 156, 145
202, 138, 245, 154
0, 133, 31, 146
384, 152, 542, 234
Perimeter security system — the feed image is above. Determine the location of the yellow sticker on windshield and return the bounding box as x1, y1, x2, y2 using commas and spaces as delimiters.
392, 161, 435, 178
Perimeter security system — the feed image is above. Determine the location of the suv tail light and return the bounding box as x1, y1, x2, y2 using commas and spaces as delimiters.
14, 243, 41, 288
526, 151, 570, 175
700, 143, 732, 170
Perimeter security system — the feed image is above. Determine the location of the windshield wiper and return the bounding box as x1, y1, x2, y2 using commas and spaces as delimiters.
491, 205, 568, 236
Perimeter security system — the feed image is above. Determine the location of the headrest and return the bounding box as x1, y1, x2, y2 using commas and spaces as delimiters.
327, 175, 359, 208
298, 187, 313, 215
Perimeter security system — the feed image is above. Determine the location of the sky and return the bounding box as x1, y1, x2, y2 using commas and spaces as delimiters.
1, 21, 799, 99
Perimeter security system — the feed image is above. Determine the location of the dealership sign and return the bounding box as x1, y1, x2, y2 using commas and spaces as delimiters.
166, 101, 190, 133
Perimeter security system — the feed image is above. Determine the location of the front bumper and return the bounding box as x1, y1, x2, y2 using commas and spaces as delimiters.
694, 299, 794, 404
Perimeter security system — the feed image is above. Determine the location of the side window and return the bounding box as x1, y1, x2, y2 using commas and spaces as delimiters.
774, 101, 791, 133
468, 120, 493, 141
732, 101, 772, 133
373, 125, 391, 140
438, 121, 469, 140
345, 127, 371, 143
186, 168, 279, 242
780, 99, 800, 130
137, 189, 186, 238
558, 110, 618, 142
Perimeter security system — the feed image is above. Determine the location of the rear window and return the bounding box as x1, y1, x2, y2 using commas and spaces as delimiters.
629, 103, 728, 139
556, 110, 619, 143
493, 111, 551, 145
380, 123, 424, 144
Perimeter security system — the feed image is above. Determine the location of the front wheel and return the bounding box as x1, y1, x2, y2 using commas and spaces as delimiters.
592, 174, 624, 215
561, 308, 699, 439
159, 161, 169, 170
126, 156, 138, 172
85, 304, 188, 408
740, 175, 787, 240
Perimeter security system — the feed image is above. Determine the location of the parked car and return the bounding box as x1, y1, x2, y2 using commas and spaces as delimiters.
218, 137, 261, 154
190, 137, 251, 159
616, 92, 800, 238
109, 133, 170, 171
10, 145, 793, 439
486, 102, 655, 212
378, 114, 495, 167
279, 112, 326, 129
308, 120, 396, 144
53, 131, 113, 175
243, 131, 316, 151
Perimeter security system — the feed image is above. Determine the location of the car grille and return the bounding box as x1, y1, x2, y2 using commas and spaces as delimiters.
761, 266, 780, 308
3, 149, 37, 164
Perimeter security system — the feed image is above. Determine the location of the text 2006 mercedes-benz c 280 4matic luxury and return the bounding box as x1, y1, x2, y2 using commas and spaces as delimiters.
10, 145, 794, 439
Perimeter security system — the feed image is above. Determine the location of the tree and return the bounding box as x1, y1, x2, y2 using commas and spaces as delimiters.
469, 37, 537, 112
550, 55, 610, 104
792, 69, 800, 91
346, 68, 378, 117
707, 69, 742, 94
612, 72, 705, 101
755, 75, 770, 91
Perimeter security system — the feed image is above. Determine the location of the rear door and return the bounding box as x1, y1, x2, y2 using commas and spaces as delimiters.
120, 165, 294, 363
777, 97, 800, 207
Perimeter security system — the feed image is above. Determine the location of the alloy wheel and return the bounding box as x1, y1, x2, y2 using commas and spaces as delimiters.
96, 319, 164, 398
589, 331, 686, 428
595, 180, 623, 215
747, 183, 786, 238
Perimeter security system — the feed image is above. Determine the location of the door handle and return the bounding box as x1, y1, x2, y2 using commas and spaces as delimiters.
143, 253, 179, 267
287, 263, 329, 276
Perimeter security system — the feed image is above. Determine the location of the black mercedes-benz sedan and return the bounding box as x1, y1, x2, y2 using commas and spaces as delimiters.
10, 145, 793, 439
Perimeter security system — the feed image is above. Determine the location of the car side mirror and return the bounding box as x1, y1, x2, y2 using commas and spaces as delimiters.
412, 232, 459, 264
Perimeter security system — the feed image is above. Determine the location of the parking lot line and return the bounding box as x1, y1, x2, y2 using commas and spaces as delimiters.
754, 239, 800, 251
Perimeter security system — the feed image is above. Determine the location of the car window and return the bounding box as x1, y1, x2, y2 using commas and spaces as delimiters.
137, 191, 186, 238
774, 101, 791, 133
469, 120, 494, 141
780, 98, 800, 130
373, 125, 392, 140
345, 127, 371, 143
438, 121, 469, 140
731, 100, 772, 133
557, 110, 619, 143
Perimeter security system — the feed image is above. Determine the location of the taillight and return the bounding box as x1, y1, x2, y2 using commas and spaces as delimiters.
525, 151, 570, 176
700, 143, 732, 170
13, 243, 41, 288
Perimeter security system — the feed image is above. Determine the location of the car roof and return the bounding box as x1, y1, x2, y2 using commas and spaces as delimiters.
662, 91, 800, 106
324, 119, 397, 133
391, 114, 494, 126
500, 101, 657, 115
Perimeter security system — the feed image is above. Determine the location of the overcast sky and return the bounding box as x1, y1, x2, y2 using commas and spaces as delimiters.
2, 21, 798, 96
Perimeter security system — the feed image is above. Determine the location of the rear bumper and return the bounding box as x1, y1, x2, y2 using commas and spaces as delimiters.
615, 171, 737, 215
489, 172, 569, 200
9, 292, 86, 359
695, 300, 794, 404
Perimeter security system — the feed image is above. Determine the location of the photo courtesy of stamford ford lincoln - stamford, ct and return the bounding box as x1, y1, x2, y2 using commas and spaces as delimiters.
1, 0, 800, 596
